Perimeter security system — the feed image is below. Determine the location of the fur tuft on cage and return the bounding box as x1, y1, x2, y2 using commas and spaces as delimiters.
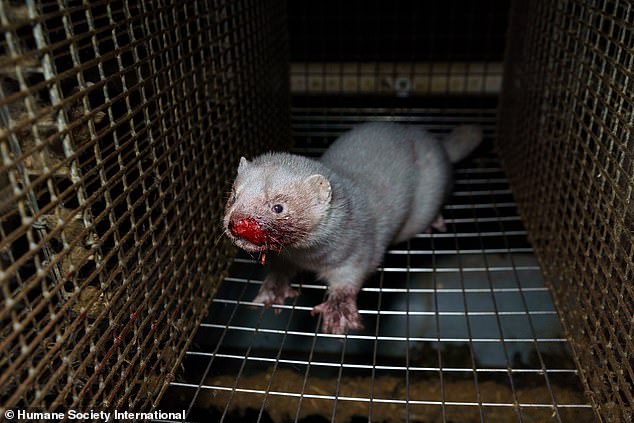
498, 1, 633, 422
0, 0, 288, 415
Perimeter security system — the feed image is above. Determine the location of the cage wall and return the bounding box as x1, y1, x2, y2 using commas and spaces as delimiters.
0, 0, 288, 414
498, 1, 634, 422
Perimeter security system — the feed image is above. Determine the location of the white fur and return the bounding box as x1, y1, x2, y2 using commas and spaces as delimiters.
225, 122, 483, 333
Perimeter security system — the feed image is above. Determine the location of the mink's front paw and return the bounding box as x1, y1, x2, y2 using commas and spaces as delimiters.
311, 288, 363, 334
252, 280, 297, 314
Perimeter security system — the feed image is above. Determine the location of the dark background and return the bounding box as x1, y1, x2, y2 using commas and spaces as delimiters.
287, 0, 511, 62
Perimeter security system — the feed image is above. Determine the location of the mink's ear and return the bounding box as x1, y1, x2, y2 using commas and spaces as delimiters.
304, 174, 331, 204
238, 157, 249, 174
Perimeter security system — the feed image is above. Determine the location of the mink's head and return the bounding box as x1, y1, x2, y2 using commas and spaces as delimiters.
223, 155, 332, 253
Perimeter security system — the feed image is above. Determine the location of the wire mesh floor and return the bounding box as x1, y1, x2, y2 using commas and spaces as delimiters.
157, 106, 595, 423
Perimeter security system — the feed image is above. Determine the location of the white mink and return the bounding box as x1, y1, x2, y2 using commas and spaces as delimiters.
223, 122, 483, 334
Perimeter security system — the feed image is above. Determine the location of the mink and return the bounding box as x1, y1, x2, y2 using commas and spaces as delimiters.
223, 122, 483, 334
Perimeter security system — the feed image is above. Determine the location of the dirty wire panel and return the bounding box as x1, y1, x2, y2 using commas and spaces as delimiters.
159, 108, 594, 423
498, 1, 633, 422
0, 0, 288, 415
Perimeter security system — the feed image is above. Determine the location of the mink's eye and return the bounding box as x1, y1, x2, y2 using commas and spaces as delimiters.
272, 204, 284, 214
228, 189, 237, 206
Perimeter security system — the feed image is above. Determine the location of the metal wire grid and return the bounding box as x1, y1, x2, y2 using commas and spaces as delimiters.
0, 0, 288, 415
159, 108, 594, 423
498, 1, 633, 422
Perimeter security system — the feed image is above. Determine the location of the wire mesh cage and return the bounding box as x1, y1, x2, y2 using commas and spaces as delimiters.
1, 0, 632, 422
0, 0, 288, 415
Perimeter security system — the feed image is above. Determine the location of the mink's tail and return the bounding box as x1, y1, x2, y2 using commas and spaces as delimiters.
442, 125, 484, 163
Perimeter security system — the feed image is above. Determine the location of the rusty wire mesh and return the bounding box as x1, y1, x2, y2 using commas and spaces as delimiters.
498, 1, 633, 422
0, 0, 288, 414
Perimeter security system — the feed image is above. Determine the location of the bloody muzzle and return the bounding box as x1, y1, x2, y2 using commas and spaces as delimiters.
228, 216, 268, 245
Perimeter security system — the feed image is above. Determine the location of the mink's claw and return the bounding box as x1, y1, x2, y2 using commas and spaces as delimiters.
252, 281, 297, 313
424, 215, 447, 233
311, 288, 363, 334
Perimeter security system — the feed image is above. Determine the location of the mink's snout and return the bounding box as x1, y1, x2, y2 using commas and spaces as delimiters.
228, 215, 268, 246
